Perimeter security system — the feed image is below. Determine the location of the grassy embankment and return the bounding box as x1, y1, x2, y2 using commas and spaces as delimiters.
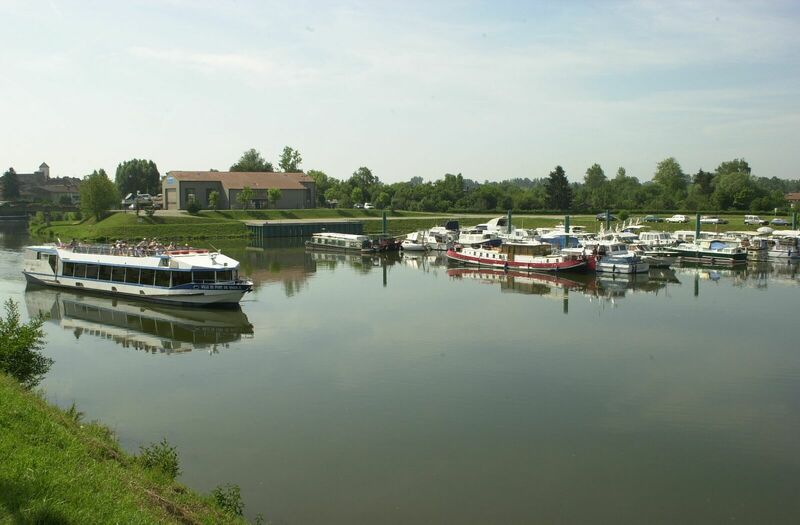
0, 373, 245, 524
32, 212, 248, 242
34, 210, 779, 242
199, 208, 437, 221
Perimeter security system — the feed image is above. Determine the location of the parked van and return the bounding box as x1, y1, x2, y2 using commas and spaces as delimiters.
744, 215, 768, 226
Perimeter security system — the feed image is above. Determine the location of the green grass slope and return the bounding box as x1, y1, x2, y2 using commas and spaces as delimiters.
34, 213, 247, 242
0, 373, 245, 524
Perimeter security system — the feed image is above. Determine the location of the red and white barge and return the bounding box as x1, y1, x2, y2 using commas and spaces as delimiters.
446, 242, 586, 273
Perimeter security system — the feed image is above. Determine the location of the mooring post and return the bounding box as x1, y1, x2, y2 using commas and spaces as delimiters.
695, 212, 701, 241
507, 209, 512, 234
564, 214, 570, 234
382, 211, 387, 235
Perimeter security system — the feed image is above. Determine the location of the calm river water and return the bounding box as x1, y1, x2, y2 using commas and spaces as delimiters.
2, 222, 800, 524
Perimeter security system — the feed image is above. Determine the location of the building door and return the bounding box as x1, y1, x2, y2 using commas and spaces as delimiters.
165, 189, 177, 210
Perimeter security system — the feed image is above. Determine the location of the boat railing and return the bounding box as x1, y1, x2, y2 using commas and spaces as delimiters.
66, 244, 170, 257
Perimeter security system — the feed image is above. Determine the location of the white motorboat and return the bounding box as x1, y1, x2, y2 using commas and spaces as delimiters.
768, 236, 800, 260
401, 230, 430, 251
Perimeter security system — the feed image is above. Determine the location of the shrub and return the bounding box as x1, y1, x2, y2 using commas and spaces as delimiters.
138, 438, 180, 479
619, 210, 630, 221
186, 200, 202, 215
212, 484, 244, 516
0, 299, 51, 388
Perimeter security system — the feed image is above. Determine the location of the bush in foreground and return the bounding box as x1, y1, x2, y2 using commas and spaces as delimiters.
0, 299, 52, 388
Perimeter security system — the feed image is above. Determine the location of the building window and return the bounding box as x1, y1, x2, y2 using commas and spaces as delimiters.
185, 188, 196, 203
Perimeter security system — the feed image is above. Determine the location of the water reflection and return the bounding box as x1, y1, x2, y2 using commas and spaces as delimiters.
25, 286, 253, 354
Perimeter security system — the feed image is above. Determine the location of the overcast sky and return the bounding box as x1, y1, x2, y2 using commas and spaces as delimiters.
2, 0, 798, 183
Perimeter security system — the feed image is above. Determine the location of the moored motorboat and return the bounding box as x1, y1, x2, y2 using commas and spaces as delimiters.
673, 238, 747, 264
768, 236, 800, 260
401, 230, 430, 251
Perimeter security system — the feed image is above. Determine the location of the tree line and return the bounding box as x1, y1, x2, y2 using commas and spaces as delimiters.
306, 156, 799, 213
7, 150, 799, 220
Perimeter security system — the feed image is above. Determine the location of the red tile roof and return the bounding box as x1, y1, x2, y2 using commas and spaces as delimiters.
167, 171, 314, 191
785, 192, 800, 201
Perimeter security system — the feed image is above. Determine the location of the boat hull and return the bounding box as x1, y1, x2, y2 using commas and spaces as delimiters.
23, 272, 250, 307
446, 250, 586, 273
673, 248, 748, 264
596, 260, 650, 274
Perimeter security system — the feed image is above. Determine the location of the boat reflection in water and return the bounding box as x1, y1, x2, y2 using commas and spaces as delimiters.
446, 265, 683, 314
25, 286, 253, 354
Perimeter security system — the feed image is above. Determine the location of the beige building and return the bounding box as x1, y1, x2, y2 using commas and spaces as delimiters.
162, 171, 316, 210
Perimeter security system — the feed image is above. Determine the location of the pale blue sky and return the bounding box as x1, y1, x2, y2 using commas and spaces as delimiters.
2, 0, 798, 183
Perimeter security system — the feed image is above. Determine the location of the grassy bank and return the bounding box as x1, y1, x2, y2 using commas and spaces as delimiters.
31, 210, 787, 243
32, 212, 248, 242
0, 373, 245, 524
199, 208, 435, 221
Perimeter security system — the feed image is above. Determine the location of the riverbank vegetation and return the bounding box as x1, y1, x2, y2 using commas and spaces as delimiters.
0, 300, 250, 523
0, 373, 247, 524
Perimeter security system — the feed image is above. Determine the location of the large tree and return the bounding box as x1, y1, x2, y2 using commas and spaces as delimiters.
1, 167, 20, 200
349, 167, 379, 198
711, 158, 759, 210
80, 169, 119, 220
581, 163, 609, 210
545, 166, 572, 210
230, 148, 273, 172
278, 146, 302, 172
653, 157, 689, 208
115, 159, 160, 197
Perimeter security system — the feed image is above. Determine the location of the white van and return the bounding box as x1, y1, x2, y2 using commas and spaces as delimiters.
744, 215, 768, 226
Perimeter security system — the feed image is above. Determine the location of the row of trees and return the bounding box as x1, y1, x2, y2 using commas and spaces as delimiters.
12, 149, 800, 219
302, 157, 799, 213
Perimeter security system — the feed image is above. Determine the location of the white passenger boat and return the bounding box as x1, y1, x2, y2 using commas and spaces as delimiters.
305, 232, 375, 253
22, 243, 253, 306
562, 240, 649, 273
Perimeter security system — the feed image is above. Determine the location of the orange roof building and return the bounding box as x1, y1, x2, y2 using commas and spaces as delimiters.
162, 171, 316, 210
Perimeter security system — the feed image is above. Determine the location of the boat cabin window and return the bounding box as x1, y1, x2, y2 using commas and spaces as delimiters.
140, 269, 156, 286
216, 270, 232, 282
193, 270, 215, 283
48, 255, 57, 272
155, 270, 171, 287
98, 265, 112, 281
74, 263, 87, 278
172, 271, 192, 286
112, 267, 126, 282
62, 262, 74, 276
125, 268, 140, 284
85, 264, 100, 280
